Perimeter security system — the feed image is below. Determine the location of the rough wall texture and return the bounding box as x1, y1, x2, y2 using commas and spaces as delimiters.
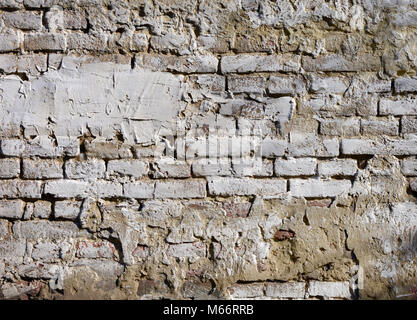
0, 0, 416, 300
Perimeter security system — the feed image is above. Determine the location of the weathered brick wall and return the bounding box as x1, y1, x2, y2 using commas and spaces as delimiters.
0, 0, 416, 300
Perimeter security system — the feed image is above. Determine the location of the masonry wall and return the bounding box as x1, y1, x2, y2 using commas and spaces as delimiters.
0, 0, 416, 300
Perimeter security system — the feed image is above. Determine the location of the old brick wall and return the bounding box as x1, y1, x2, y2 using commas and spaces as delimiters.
0, 0, 416, 300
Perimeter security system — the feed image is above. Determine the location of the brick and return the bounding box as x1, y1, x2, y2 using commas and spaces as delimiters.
131, 33, 148, 51
2, 11, 42, 30
208, 177, 286, 197
341, 138, 417, 156
221, 54, 300, 73
13, 220, 90, 240
223, 201, 251, 218
308, 281, 351, 299
33, 200, 51, 219
154, 180, 206, 199
76, 240, 115, 259
138, 53, 218, 73
411, 178, 417, 192
227, 283, 264, 299
341, 139, 384, 155
0, 200, 25, 219
318, 159, 358, 176
44, 180, 89, 198
401, 159, 417, 176
65, 159, 105, 179
290, 179, 351, 197
190, 74, 225, 93
288, 134, 339, 158
265, 282, 306, 299
32, 242, 60, 262
232, 158, 273, 177
17, 54, 48, 75
0, 240, 26, 265
228, 75, 267, 93
63, 10, 87, 30
66, 33, 107, 51
0, 180, 42, 199
303, 54, 380, 72
379, 98, 417, 115
17, 262, 59, 279
152, 159, 190, 178
310, 76, 349, 94
268, 75, 306, 95
0, 0, 22, 9
192, 158, 232, 176
0, 34, 20, 52
24, 33, 66, 51
85, 140, 132, 159
0, 54, 17, 73
394, 77, 417, 93
275, 158, 317, 176
260, 139, 287, 157
54, 200, 82, 220
0, 137, 79, 158
361, 119, 399, 136
0, 158, 20, 178
23, 0, 58, 8
107, 159, 148, 177
167, 242, 206, 258
23, 159, 63, 179
91, 181, 123, 198
401, 117, 417, 134
320, 118, 360, 136
123, 181, 155, 199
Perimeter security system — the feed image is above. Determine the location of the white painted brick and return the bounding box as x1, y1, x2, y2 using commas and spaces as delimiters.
290, 179, 351, 197
318, 159, 358, 176
44, 180, 89, 198
380, 98, 417, 115
54, 200, 82, 220
2, 11, 42, 30
23, 159, 63, 179
221, 54, 300, 73
265, 282, 306, 299
227, 283, 264, 299
65, 159, 106, 179
308, 281, 351, 299
275, 158, 316, 176
401, 159, 417, 176
288, 134, 339, 158
107, 159, 148, 177
167, 242, 206, 258
0, 200, 25, 219
0, 34, 19, 52
0, 54, 17, 73
152, 159, 190, 178
0, 158, 20, 178
208, 177, 287, 197
123, 181, 155, 199
154, 180, 206, 199
0, 180, 42, 199
192, 158, 232, 176
303, 54, 380, 72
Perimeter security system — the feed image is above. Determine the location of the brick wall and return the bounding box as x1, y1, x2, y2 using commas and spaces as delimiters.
0, 0, 416, 300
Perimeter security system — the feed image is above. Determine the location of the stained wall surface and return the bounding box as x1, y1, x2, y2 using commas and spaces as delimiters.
0, 0, 416, 300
